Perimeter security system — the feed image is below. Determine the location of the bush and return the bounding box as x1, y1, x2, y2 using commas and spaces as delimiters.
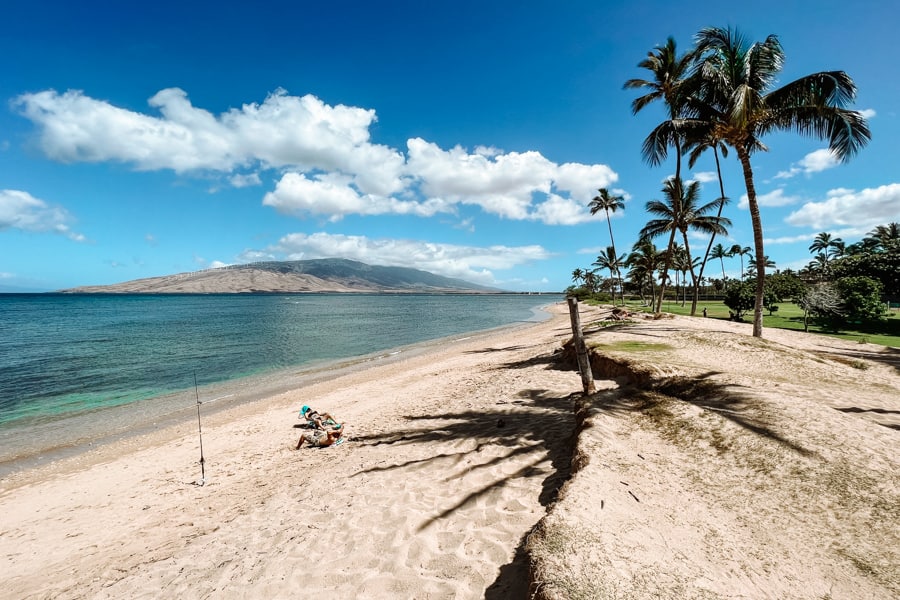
835, 276, 885, 323
723, 281, 755, 320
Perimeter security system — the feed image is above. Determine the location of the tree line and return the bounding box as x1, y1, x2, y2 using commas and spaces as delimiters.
568, 25, 871, 338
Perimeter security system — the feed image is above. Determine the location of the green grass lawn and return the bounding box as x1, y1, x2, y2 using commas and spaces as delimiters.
612, 298, 900, 348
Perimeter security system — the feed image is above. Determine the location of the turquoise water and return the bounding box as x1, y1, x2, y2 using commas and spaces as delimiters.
0, 293, 559, 468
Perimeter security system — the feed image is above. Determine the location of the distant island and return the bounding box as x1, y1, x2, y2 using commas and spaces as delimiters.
59, 259, 503, 294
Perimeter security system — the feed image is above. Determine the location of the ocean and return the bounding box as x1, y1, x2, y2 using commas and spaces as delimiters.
0, 293, 561, 473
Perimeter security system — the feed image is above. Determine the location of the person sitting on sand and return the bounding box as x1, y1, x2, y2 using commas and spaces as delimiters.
295, 426, 343, 450
300, 405, 343, 433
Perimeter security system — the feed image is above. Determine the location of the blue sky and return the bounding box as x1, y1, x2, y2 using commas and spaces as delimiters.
1, 0, 897, 292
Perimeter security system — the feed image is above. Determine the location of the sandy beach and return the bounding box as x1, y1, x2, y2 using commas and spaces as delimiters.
2, 302, 898, 599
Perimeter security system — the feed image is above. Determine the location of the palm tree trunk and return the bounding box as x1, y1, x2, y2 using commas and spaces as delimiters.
655, 229, 677, 313
605, 211, 624, 306
682, 232, 699, 311
691, 146, 726, 316
737, 147, 766, 338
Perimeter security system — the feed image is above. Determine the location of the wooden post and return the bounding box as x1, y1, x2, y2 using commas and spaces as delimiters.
566, 297, 596, 395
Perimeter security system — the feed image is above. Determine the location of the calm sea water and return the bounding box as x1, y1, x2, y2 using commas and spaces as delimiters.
0, 293, 560, 470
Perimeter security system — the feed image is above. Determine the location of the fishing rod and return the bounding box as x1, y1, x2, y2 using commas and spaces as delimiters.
193, 373, 234, 487
194, 372, 205, 486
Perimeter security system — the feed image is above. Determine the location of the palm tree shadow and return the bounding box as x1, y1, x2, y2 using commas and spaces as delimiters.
815, 345, 900, 375
351, 388, 578, 513
592, 371, 817, 457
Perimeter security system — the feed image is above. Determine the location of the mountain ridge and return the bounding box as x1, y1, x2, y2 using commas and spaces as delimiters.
59, 259, 503, 294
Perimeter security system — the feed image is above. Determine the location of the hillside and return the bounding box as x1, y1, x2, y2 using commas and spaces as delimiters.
60, 259, 501, 294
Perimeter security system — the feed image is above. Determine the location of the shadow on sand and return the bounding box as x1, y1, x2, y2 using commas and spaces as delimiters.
346, 360, 580, 597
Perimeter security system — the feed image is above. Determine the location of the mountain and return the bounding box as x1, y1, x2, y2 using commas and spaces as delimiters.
59, 259, 502, 294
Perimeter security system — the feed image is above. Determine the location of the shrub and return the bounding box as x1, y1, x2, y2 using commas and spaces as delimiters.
835, 276, 885, 323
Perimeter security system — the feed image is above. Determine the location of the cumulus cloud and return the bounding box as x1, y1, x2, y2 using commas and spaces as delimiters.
738, 188, 802, 210
14, 88, 618, 225
0, 189, 84, 241
406, 138, 614, 223
262, 172, 453, 221
690, 171, 718, 184
774, 148, 839, 180
229, 173, 261, 188
785, 183, 900, 230
14, 88, 406, 195
251, 231, 552, 285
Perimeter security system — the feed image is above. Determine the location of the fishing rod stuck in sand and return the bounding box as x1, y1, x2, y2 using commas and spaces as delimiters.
194, 372, 206, 486
192, 372, 234, 487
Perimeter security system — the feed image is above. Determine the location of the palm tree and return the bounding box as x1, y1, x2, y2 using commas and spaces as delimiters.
709, 243, 729, 289
809, 232, 843, 263
691, 26, 870, 337
588, 189, 626, 304
729, 245, 751, 281
626, 237, 662, 306
624, 36, 698, 191
864, 222, 900, 250
583, 270, 601, 295
640, 177, 731, 312
685, 132, 731, 314
592, 246, 627, 305
804, 253, 829, 283
748, 254, 776, 272
571, 268, 585, 287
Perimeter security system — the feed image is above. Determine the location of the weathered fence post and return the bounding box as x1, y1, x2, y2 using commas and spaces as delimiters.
566, 296, 596, 395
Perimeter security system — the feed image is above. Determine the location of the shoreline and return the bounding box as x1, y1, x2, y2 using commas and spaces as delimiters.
0, 303, 558, 487
3, 302, 898, 598
1, 301, 588, 598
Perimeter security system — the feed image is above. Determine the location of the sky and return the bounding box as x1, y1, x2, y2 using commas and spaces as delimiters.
1, 0, 898, 292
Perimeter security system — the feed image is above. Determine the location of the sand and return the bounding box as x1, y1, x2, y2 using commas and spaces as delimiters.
1, 302, 898, 599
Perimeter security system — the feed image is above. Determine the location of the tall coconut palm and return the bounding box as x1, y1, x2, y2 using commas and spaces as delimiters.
809, 232, 843, 263
624, 37, 698, 190
640, 177, 731, 312
626, 237, 662, 306
709, 243, 730, 289
685, 132, 731, 315
571, 268, 585, 287
592, 246, 627, 304
588, 189, 626, 304
748, 254, 776, 272
864, 222, 900, 250
729, 245, 752, 281
691, 26, 870, 337
583, 270, 601, 295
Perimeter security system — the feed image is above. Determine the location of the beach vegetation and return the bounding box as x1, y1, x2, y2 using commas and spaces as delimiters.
588, 188, 627, 305
722, 281, 755, 321
624, 36, 697, 314
624, 27, 870, 338
639, 177, 731, 314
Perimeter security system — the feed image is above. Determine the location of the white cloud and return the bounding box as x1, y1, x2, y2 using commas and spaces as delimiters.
529, 193, 593, 225
785, 183, 900, 230
229, 173, 261, 188
738, 188, 801, 210
774, 148, 839, 180
554, 162, 618, 202
405, 138, 616, 223
256, 231, 552, 285
859, 108, 876, 119
0, 189, 84, 241
14, 88, 406, 195
764, 233, 818, 245
690, 171, 718, 184
262, 172, 453, 221
15, 88, 619, 225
